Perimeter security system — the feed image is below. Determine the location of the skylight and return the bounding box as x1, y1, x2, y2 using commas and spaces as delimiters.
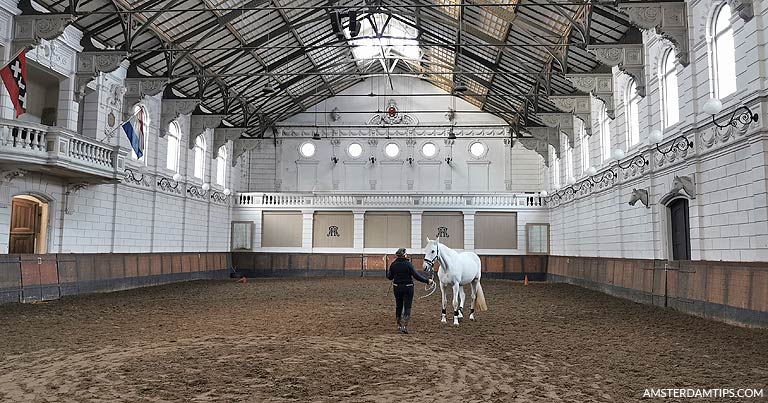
345, 14, 420, 64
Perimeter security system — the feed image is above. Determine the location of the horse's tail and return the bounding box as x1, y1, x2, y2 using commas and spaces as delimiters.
475, 281, 488, 311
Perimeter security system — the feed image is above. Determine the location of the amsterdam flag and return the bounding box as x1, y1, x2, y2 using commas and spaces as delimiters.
0, 50, 27, 117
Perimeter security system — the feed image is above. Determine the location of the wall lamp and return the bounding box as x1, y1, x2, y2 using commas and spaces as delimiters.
703, 98, 759, 130
445, 157, 453, 165
407, 156, 413, 165
648, 129, 693, 157
369, 156, 376, 164
331, 156, 339, 164
612, 149, 649, 170
187, 182, 210, 197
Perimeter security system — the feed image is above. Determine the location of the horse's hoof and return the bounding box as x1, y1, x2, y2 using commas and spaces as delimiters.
441, 318, 447, 324
453, 322, 460, 327
470, 314, 475, 321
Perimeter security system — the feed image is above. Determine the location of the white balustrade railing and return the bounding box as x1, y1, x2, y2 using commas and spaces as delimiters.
0, 119, 126, 179
236, 192, 545, 209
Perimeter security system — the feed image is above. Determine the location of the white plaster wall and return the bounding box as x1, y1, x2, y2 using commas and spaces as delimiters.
548, 0, 768, 262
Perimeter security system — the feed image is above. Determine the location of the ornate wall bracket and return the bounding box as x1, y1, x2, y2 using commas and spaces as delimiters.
524, 126, 562, 160
189, 114, 226, 149
212, 127, 246, 156
548, 96, 593, 136
122, 77, 168, 118
0, 170, 26, 208
75, 51, 128, 100
13, 13, 74, 49
517, 137, 550, 167
727, 0, 754, 22
159, 98, 199, 137
588, 44, 646, 97
64, 182, 89, 215
233, 139, 259, 167
619, 2, 690, 66
538, 113, 575, 147
564, 73, 615, 119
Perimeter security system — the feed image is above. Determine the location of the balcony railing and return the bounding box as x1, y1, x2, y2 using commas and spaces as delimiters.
0, 119, 128, 181
235, 191, 545, 209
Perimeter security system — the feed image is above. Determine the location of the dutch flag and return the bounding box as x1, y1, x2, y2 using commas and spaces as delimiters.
122, 108, 145, 159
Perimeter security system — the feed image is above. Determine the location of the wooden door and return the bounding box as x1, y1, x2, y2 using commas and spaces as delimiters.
669, 198, 691, 261
9, 198, 38, 254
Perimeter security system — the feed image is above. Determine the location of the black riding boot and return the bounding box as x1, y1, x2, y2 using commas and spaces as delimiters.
401, 316, 410, 334
397, 317, 403, 332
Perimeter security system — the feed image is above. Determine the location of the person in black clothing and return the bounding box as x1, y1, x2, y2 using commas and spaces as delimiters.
387, 248, 433, 333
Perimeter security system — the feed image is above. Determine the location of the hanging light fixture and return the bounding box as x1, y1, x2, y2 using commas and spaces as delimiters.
447, 126, 457, 140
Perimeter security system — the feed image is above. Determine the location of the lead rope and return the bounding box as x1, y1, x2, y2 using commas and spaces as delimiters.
419, 241, 440, 299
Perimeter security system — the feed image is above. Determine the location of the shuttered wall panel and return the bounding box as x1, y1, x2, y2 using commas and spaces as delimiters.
474, 212, 517, 249
421, 212, 464, 249
313, 212, 354, 248
262, 211, 302, 247
364, 212, 411, 248
526, 223, 550, 254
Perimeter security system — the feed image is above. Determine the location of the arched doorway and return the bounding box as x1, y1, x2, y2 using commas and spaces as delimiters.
9, 195, 49, 254
668, 198, 691, 260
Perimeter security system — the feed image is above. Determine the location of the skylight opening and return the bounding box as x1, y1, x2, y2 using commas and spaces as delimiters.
345, 13, 421, 63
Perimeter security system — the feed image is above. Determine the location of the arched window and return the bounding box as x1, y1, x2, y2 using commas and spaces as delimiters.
131, 104, 148, 162
193, 134, 206, 179
661, 49, 680, 128
216, 145, 227, 186
580, 124, 590, 173
565, 145, 573, 183
600, 106, 611, 163
552, 158, 561, 189
626, 79, 641, 147
712, 3, 736, 98
166, 121, 181, 172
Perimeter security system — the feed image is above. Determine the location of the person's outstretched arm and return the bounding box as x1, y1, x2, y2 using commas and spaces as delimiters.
409, 262, 430, 284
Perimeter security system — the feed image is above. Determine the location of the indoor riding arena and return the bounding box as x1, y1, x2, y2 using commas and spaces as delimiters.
1, 0, 768, 402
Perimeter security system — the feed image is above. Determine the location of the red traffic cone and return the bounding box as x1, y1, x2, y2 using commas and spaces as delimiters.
238, 277, 247, 283
524, 275, 529, 286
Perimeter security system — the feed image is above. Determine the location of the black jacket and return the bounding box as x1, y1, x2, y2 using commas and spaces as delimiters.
387, 257, 430, 285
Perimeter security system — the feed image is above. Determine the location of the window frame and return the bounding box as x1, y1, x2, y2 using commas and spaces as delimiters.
712, 3, 737, 99
193, 134, 206, 180
600, 106, 611, 163
660, 48, 680, 129
216, 145, 228, 187
580, 124, 590, 174
625, 79, 641, 148
166, 120, 181, 172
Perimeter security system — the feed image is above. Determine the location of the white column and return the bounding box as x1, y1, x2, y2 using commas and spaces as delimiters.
301, 209, 314, 251
463, 210, 476, 250
252, 209, 263, 250
411, 210, 422, 251
353, 210, 365, 251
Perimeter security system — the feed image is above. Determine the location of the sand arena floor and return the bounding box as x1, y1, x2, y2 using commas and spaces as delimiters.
0, 277, 766, 403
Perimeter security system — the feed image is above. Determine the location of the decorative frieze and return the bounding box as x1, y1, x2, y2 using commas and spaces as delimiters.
277, 126, 507, 138
565, 73, 615, 119
538, 113, 575, 148
619, 2, 690, 66
588, 44, 646, 97
727, 0, 754, 22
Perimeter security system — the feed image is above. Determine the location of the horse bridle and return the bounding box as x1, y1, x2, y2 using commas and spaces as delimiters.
424, 240, 441, 275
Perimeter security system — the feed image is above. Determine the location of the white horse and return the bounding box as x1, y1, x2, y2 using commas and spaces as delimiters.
423, 237, 487, 326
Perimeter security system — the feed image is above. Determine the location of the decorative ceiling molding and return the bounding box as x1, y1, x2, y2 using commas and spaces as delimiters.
565, 74, 615, 119
727, 0, 754, 22
277, 127, 508, 138
75, 51, 128, 100
160, 98, 199, 137
619, 2, 690, 66
525, 126, 562, 160
588, 44, 646, 97
189, 114, 226, 149
538, 113, 575, 148
517, 137, 550, 167
548, 95, 592, 136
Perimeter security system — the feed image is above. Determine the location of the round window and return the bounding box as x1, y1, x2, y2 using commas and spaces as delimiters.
385, 143, 400, 158
421, 142, 437, 158
348, 143, 363, 158
300, 142, 316, 158
470, 142, 486, 157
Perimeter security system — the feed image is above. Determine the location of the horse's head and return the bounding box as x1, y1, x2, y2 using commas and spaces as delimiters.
423, 237, 440, 271
629, 188, 647, 206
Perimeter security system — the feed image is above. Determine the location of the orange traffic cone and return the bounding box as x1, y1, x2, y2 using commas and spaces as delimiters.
524, 275, 529, 286
238, 277, 247, 283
